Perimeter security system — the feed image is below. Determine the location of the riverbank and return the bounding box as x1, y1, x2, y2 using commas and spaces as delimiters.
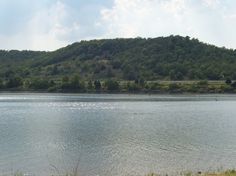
0, 80, 236, 94
10, 169, 236, 176
147, 170, 236, 176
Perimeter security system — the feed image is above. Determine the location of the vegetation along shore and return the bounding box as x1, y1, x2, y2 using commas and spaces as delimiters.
147, 170, 236, 176
1, 35, 236, 93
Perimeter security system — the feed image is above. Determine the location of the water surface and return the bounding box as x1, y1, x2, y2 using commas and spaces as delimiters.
0, 93, 236, 176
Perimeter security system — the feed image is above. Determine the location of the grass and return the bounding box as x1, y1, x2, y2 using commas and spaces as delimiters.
2, 169, 235, 176
205, 170, 236, 176
146, 170, 236, 176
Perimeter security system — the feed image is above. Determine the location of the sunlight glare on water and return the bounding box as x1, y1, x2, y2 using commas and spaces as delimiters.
0, 94, 236, 176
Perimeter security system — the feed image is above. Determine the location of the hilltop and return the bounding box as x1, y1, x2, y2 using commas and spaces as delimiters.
0, 35, 236, 92
1, 35, 236, 81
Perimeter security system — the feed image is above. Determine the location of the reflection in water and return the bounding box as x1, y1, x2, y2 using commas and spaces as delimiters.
0, 94, 236, 176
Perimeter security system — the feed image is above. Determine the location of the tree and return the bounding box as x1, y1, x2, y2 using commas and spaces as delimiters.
87, 80, 94, 90
231, 82, 236, 88
70, 75, 81, 89
150, 82, 160, 90
105, 80, 120, 91
0, 79, 4, 89
134, 78, 145, 87
6, 76, 23, 88
168, 83, 180, 91
170, 70, 184, 80
225, 78, 232, 85
29, 78, 50, 89
94, 80, 101, 91
197, 80, 208, 86
126, 82, 140, 91
62, 76, 69, 82
61, 76, 70, 89
106, 67, 114, 77
61, 75, 85, 91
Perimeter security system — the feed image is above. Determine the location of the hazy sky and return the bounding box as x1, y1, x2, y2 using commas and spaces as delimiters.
1, 0, 236, 51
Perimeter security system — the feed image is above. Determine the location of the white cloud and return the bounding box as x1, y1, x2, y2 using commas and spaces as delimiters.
162, 0, 186, 14
26, 1, 82, 51
99, 0, 191, 38
99, 0, 236, 49
0, 1, 81, 51
1, 0, 236, 50
202, 0, 220, 8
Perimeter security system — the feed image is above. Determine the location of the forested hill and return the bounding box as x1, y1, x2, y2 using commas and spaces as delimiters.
1, 35, 236, 82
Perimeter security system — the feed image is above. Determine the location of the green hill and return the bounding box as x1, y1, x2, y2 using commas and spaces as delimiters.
0, 35, 236, 92
1, 35, 236, 80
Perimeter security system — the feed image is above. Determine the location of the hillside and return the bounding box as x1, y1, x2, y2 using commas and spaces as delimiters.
0, 35, 236, 81
0, 35, 236, 92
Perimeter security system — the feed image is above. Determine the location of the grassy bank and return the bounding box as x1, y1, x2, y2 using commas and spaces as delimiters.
147, 170, 236, 176
9, 170, 236, 176
1, 80, 236, 94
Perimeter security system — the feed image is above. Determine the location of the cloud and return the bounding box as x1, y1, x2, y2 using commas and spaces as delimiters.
25, 1, 81, 50
202, 0, 220, 8
0, 0, 236, 50
0, 0, 112, 51
99, 0, 236, 49
99, 0, 193, 38
24, 1, 80, 50
0, 1, 81, 51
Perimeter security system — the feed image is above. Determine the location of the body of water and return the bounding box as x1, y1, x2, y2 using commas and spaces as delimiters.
0, 94, 236, 176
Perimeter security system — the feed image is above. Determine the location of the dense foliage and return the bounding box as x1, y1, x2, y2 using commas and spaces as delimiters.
0, 35, 236, 92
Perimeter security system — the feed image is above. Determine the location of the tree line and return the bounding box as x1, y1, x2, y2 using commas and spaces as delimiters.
0, 35, 236, 82
1, 75, 236, 93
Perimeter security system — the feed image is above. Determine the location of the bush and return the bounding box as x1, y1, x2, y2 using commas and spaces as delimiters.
105, 80, 120, 91
6, 76, 23, 88
168, 83, 180, 91
149, 82, 160, 90
225, 78, 232, 85
126, 82, 140, 91
197, 80, 208, 86
61, 75, 85, 91
94, 80, 101, 91
29, 78, 52, 89
231, 81, 236, 88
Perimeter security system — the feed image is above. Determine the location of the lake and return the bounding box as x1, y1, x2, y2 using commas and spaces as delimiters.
0, 93, 236, 176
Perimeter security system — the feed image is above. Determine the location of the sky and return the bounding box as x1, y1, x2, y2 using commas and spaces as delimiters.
0, 0, 236, 51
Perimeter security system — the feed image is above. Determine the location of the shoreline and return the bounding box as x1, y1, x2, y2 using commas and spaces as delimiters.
0, 80, 235, 94
5, 169, 236, 176
0, 90, 236, 95
147, 170, 236, 176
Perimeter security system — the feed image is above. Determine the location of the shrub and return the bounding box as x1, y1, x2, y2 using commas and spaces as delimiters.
105, 80, 120, 91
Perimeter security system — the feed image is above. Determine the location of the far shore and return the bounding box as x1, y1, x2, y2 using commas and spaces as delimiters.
8, 169, 236, 176
0, 80, 235, 94
0, 90, 235, 95
147, 170, 236, 176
